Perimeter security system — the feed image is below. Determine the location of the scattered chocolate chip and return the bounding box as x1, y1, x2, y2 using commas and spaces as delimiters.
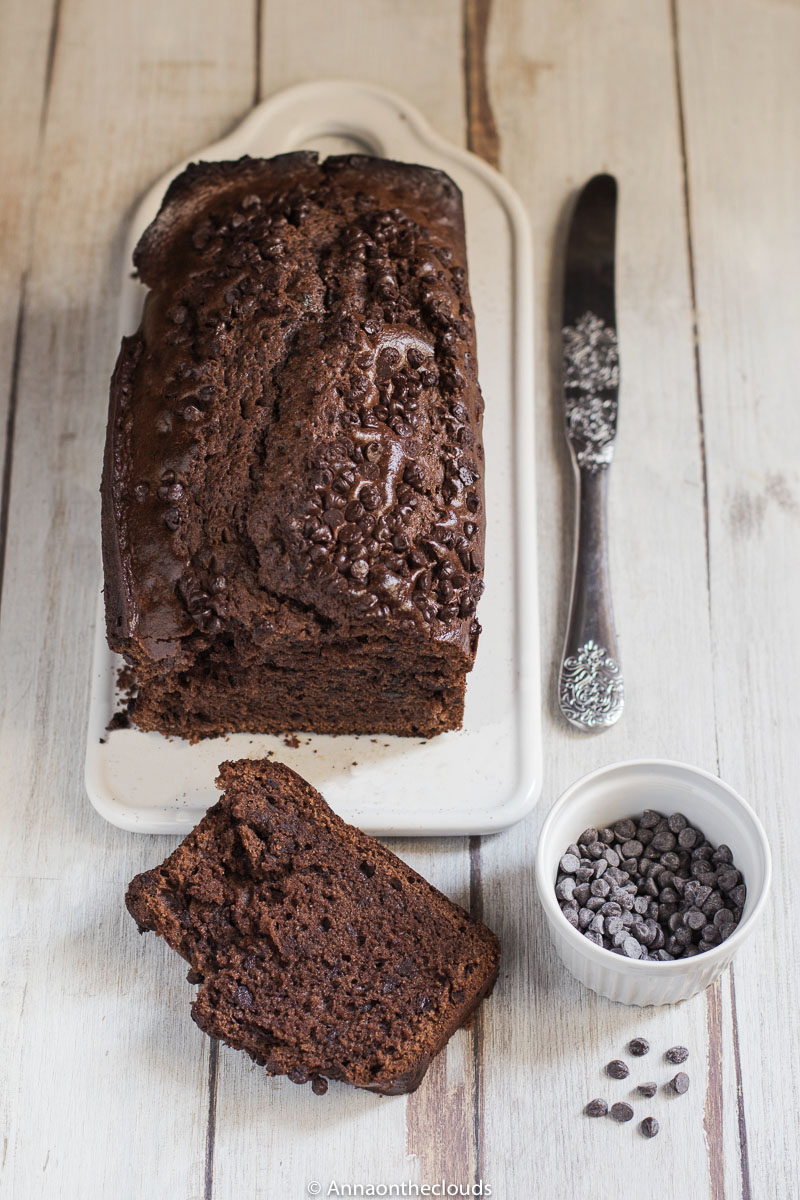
610, 1102, 634, 1123
584, 1098, 608, 1117
606, 1060, 629, 1080
311, 1075, 328, 1096
628, 1038, 650, 1057
665, 1046, 689, 1065
670, 1071, 690, 1095
637, 1082, 658, 1098
640, 1116, 659, 1138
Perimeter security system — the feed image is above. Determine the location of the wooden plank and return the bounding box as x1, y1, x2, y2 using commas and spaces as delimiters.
0, 0, 55, 606
0, 1, 254, 1196
204, 5, 477, 1197
261, 0, 466, 146
477, 1, 731, 1196
677, 2, 800, 1197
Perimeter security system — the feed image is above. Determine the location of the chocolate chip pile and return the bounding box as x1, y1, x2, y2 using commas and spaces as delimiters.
584, 1042, 691, 1139
556, 811, 746, 959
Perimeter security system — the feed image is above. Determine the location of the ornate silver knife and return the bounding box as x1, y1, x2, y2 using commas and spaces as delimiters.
558, 174, 624, 730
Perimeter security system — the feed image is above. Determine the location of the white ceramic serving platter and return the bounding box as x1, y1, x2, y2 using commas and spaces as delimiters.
85, 79, 540, 837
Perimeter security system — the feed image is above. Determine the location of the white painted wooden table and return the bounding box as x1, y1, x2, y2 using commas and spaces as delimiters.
1, 2, 797, 1197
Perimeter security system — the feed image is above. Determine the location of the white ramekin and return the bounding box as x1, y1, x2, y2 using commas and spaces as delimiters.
535, 760, 772, 1006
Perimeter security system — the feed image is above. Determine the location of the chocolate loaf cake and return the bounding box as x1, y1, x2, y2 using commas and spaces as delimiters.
126, 759, 501, 1095
102, 153, 486, 739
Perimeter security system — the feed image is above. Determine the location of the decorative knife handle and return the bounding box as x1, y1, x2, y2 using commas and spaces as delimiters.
558, 463, 624, 730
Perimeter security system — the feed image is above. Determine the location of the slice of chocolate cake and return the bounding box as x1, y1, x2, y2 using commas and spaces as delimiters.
102, 153, 486, 740
126, 759, 500, 1095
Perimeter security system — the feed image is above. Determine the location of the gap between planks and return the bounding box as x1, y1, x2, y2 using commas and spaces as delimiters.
39, 0, 63, 136
0, 275, 27, 627
0, 0, 62, 628
204, 1039, 220, 1200
253, 0, 262, 108
670, 4, 750, 1197
463, 0, 498, 1190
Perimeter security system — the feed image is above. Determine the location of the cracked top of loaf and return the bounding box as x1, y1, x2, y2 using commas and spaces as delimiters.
102, 153, 486, 662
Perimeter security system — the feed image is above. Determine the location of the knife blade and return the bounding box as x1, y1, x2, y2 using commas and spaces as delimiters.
558, 173, 624, 730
